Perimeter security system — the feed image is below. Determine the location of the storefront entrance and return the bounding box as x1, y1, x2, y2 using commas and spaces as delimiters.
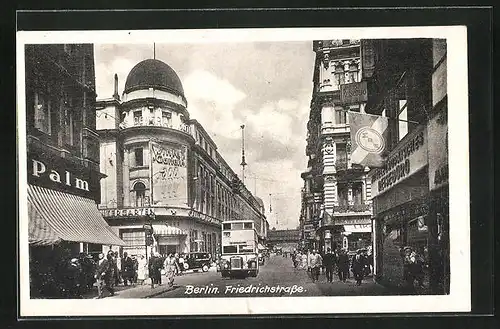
159, 244, 178, 255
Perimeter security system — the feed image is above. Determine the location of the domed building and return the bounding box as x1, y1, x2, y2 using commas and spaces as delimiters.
96, 58, 268, 258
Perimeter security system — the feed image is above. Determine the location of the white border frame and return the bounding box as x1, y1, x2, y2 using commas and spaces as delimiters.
17, 26, 470, 316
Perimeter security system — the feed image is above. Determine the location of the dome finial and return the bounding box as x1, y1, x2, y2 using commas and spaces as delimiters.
113, 73, 120, 101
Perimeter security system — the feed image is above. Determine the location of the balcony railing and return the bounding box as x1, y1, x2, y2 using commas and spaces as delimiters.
333, 203, 371, 213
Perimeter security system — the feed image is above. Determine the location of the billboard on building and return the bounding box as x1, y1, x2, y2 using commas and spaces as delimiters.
150, 141, 188, 207
427, 110, 448, 191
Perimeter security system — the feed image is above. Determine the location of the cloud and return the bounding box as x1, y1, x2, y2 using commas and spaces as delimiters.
183, 70, 247, 106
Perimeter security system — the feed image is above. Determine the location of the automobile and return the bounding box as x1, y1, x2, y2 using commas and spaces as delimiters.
183, 252, 212, 272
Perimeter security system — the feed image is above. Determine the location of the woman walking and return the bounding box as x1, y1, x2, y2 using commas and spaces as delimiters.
164, 253, 181, 287
137, 254, 148, 285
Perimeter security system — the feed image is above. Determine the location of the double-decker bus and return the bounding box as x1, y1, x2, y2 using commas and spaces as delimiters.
220, 219, 259, 278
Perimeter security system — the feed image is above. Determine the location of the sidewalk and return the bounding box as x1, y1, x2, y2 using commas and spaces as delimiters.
82, 274, 176, 299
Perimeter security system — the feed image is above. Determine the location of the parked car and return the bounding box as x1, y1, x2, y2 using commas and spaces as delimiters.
183, 252, 212, 272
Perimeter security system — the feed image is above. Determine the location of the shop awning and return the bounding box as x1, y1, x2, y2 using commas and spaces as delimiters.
343, 224, 372, 233
28, 185, 125, 246
152, 224, 187, 236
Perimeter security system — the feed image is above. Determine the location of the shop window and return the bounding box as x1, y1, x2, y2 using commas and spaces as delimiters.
134, 147, 143, 167
133, 182, 146, 207
120, 229, 146, 257
398, 99, 408, 141
33, 91, 51, 135
133, 110, 143, 126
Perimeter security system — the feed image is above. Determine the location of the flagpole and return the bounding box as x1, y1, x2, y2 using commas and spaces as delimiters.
345, 109, 420, 125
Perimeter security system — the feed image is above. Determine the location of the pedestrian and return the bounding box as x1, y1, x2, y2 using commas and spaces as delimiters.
174, 253, 180, 276
308, 249, 323, 282
121, 252, 134, 286
164, 253, 181, 287
323, 248, 336, 283
148, 253, 156, 288
95, 252, 116, 298
300, 250, 308, 270
113, 251, 121, 286
402, 246, 425, 293
132, 255, 139, 284
178, 254, 185, 274
337, 249, 349, 282
154, 252, 164, 285
352, 250, 366, 286
137, 254, 148, 285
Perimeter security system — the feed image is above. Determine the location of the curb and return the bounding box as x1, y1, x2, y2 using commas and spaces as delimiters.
144, 286, 175, 298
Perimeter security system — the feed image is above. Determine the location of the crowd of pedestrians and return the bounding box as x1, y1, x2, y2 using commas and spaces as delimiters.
291, 247, 373, 285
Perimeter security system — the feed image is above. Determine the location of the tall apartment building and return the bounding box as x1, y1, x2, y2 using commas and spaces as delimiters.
300, 40, 372, 254
25, 44, 124, 297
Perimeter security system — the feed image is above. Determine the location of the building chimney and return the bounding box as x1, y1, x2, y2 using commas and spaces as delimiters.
113, 73, 120, 101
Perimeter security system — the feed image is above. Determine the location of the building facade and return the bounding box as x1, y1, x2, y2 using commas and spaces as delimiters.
96, 58, 267, 259
300, 39, 372, 254
25, 44, 124, 297
267, 229, 300, 252
361, 38, 449, 294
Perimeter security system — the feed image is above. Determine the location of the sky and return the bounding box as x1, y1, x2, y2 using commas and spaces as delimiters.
94, 42, 315, 230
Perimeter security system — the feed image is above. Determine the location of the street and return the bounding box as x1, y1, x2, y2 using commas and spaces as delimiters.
153, 253, 393, 298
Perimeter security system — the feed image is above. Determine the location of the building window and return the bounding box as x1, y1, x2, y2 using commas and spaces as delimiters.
353, 184, 363, 205
398, 99, 408, 141
133, 110, 143, 126
134, 182, 146, 207
162, 111, 172, 127
335, 107, 346, 125
347, 70, 358, 83
33, 92, 51, 134
134, 147, 144, 166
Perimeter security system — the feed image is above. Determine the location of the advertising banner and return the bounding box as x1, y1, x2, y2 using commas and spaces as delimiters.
150, 141, 188, 207
370, 125, 428, 197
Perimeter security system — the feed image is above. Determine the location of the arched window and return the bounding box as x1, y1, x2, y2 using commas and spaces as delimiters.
134, 182, 146, 207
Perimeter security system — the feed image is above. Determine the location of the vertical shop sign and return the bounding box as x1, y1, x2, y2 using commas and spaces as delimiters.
150, 141, 188, 206
427, 109, 448, 191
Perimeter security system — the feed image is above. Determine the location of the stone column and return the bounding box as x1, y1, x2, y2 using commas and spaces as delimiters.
365, 173, 372, 205
362, 181, 367, 204
343, 61, 351, 84
123, 148, 130, 207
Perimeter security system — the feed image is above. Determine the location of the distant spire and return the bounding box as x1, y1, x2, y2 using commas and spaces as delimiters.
153, 43, 156, 60
113, 73, 120, 101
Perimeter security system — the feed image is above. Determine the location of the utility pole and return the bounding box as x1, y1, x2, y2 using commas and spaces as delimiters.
240, 124, 247, 185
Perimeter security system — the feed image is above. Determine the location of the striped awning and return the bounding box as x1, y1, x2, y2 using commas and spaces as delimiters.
152, 224, 187, 236
27, 185, 125, 246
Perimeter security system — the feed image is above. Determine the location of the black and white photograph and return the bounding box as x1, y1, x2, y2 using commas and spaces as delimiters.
17, 26, 470, 316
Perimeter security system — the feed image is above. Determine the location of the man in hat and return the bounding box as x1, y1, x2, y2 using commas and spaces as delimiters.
351, 249, 366, 286
323, 248, 336, 283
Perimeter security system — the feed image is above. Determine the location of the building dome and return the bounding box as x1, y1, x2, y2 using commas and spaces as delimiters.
255, 197, 265, 210
124, 59, 184, 97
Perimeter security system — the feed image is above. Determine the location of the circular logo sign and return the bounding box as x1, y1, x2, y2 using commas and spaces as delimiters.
355, 127, 385, 154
